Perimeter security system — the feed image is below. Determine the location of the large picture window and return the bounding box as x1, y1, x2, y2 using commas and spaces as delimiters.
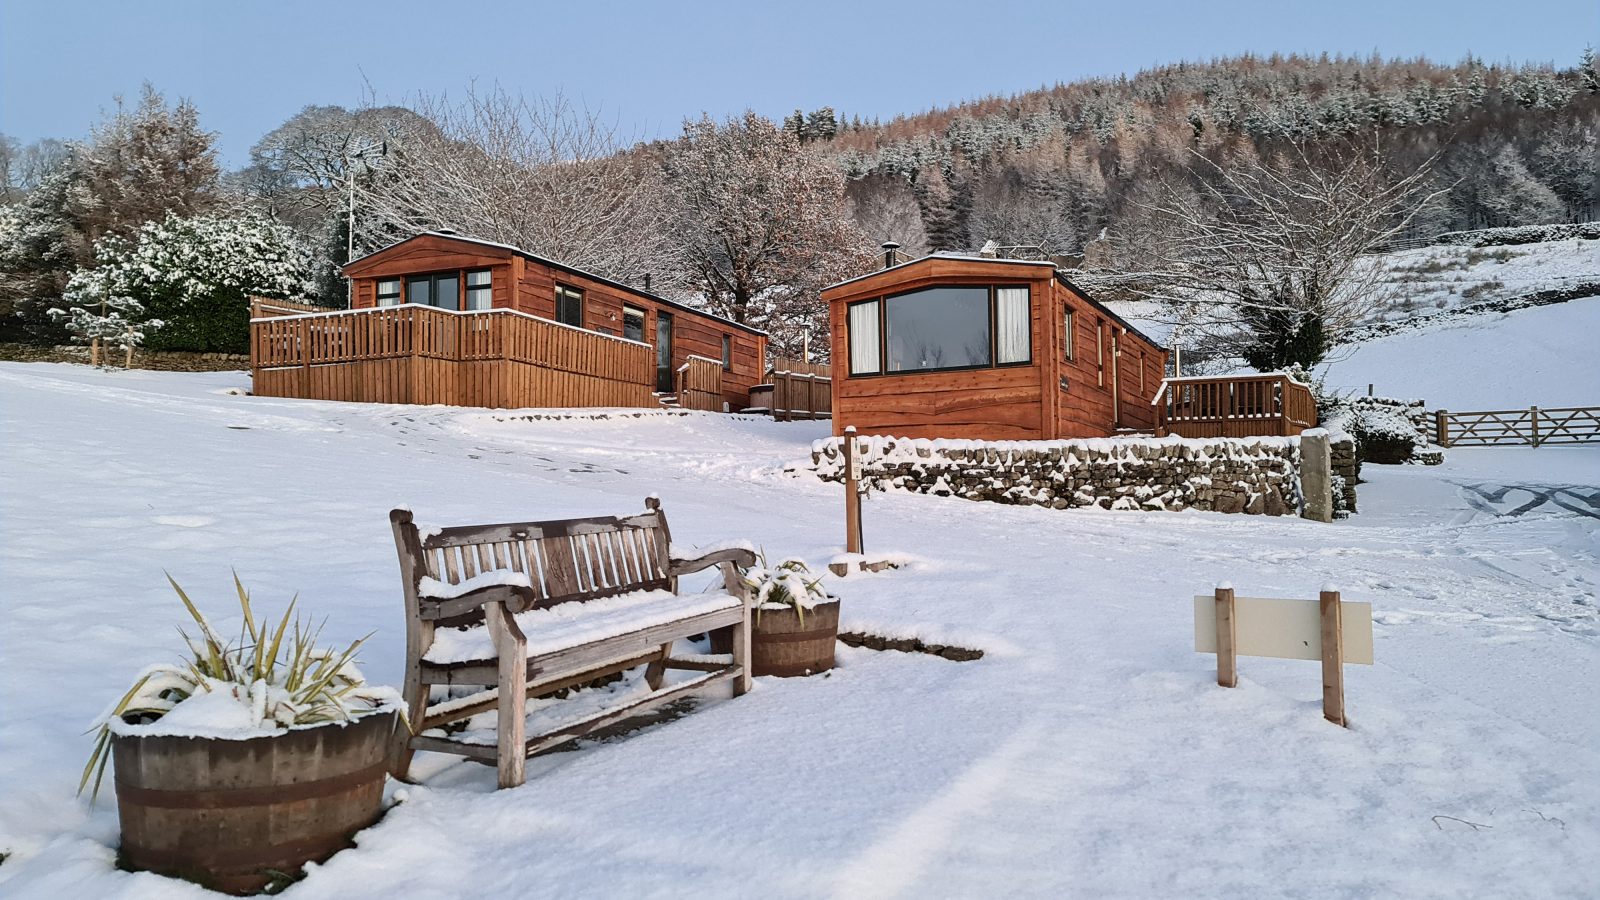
847, 285, 1030, 376
886, 286, 991, 372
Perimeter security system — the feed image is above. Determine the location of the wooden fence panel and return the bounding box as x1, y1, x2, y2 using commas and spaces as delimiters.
250, 306, 655, 410
1436, 406, 1600, 447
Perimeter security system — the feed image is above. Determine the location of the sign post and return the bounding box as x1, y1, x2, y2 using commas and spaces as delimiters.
1320, 589, 1345, 726
843, 426, 863, 554
1214, 585, 1237, 688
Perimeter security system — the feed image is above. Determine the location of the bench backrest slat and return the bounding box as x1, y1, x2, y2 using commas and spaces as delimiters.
392, 500, 674, 630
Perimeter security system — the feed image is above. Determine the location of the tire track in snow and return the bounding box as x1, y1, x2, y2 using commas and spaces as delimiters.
829, 719, 1046, 900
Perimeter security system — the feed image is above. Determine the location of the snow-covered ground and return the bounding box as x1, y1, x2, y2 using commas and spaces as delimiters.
1, 363, 1596, 899
1102, 237, 1600, 357
1370, 237, 1600, 321
1319, 296, 1600, 408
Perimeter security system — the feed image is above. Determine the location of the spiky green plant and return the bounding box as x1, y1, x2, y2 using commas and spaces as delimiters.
80, 573, 389, 802
738, 551, 830, 627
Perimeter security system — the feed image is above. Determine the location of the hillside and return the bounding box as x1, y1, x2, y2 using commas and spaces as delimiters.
818, 52, 1599, 256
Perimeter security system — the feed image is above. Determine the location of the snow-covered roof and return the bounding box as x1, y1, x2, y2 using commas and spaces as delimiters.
345, 232, 768, 337
822, 252, 1056, 292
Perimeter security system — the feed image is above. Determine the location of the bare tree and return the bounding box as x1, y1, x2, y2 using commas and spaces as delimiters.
665, 111, 873, 357
352, 88, 678, 286
1102, 141, 1442, 370
846, 174, 929, 257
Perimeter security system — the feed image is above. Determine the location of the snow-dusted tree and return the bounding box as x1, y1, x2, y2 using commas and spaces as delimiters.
352, 88, 677, 286
1106, 142, 1441, 370
47, 287, 160, 368
663, 111, 873, 357
846, 173, 929, 258
67, 212, 316, 354
1445, 141, 1565, 228
72, 84, 221, 241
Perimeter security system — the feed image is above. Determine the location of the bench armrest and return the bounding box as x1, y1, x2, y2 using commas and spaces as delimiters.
669, 547, 756, 577
418, 583, 539, 620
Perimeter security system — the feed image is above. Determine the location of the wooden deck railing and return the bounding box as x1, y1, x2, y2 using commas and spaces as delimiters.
249, 296, 338, 319
1155, 373, 1317, 438
250, 304, 656, 409
1434, 406, 1600, 447
676, 355, 725, 411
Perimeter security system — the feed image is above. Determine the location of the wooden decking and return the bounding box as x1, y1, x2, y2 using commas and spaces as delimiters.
1155, 373, 1317, 438
250, 304, 656, 409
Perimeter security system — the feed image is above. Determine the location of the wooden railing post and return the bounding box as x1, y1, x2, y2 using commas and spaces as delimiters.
843, 426, 863, 555
1435, 410, 1450, 447
1529, 406, 1541, 447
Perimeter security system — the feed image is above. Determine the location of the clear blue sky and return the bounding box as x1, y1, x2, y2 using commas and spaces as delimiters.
2, 0, 1594, 167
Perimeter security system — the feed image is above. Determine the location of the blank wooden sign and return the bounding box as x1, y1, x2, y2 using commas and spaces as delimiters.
1194, 595, 1374, 665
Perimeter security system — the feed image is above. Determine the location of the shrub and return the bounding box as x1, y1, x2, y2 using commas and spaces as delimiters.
66, 212, 317, 354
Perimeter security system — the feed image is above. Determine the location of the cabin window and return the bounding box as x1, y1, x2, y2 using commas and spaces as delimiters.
555, 284, 584, 327
721, 335, 733, 370
464, 269, 493, 311
1062, 308, 1075, 360
406, 272, 460, 310
847, 285, 1031, 376
622, 305, 646, 342
847, 300, 881, 376
995, 287, 1030, 365
376, 279, 401, 307
886, 286, 991, 372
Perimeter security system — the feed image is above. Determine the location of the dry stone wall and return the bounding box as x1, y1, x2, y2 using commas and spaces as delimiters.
811, 435, 1314, 517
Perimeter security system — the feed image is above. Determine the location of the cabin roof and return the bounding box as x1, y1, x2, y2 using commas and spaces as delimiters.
823, 252, 1164, 352
345, 232, 767, 336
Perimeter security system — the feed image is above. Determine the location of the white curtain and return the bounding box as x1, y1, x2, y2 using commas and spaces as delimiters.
996, 288, 1030, 364
848, 301, 881, 375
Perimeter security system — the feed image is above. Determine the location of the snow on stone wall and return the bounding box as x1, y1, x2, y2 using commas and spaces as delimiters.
810, 434, 1316, 517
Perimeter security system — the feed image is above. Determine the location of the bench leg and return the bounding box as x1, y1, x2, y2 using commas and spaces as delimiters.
644, 642, 673, 690
486, 601, 528, 789
390, 675, 429, 782
723, 563, 754, 697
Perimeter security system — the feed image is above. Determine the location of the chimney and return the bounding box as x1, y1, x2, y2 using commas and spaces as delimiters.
644, 273, 653, 292
881, 241, 901, 269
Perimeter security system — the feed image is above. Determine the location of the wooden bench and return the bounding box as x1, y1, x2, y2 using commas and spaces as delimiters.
389, 497, 754, 788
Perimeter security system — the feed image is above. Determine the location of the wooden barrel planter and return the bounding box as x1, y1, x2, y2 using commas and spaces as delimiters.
715, 599, 840, 677
112, 709, 398, 894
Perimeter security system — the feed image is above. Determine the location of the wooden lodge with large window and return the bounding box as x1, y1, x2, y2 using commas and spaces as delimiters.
251, 232, 767, 412
823, 254, 1169, 441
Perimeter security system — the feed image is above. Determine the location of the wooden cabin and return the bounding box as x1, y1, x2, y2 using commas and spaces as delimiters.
822, 254, 1167, 440
333, 232, 767, 410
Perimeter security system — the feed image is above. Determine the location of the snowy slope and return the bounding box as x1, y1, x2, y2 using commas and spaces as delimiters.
0, 363, 1596, 899
1319, 297, 1600, 408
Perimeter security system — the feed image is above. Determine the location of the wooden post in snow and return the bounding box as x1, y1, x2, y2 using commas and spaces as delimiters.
1434, 410, 1450, 448
1215, 585, 1237, 688
1320, 588, 1346, 727
843, 426, 862, 555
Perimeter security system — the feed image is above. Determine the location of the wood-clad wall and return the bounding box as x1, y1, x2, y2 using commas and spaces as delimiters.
825, 258, 1167, 441
344, 234, 766, 409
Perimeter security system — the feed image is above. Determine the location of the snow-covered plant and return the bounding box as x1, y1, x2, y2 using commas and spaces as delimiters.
66, 211, 317, 354
80, 574, 392, 801
48, 285, 162, 366
738, 552, 831, 625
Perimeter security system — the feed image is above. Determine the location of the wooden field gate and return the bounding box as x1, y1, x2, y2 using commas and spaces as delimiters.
769, 357, 832, 421
1434, 406, 1600, 447
676, 355, 725, 411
